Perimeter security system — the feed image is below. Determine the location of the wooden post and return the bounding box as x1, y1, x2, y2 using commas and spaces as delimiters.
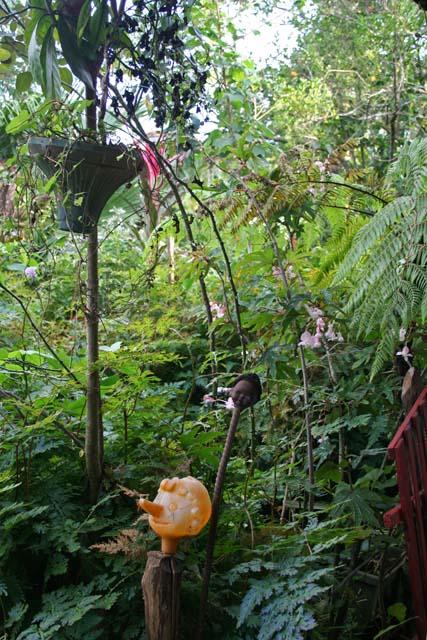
142, 551, 183, 640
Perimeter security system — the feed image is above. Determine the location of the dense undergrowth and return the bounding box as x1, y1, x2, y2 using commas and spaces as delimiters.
0, 194, 418, 639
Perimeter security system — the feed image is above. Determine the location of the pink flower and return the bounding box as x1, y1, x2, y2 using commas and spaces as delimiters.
325, 324, 336, 341
299, 331, 322, 349
168, 151, 187, 165
286, 264, 296, 280
306, 306, 323, 320
203, 394, 215, 405
312, 333, 322, 348
225, 397, 235, 410
299, 331, 312, 347
316, 316, 325, 333
134, 140, 161, 189
396, 345, 412, 359
314, 160, 326, 173
210, 302, 225, 320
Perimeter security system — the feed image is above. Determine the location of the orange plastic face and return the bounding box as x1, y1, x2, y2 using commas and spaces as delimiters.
140, 476, 212, 543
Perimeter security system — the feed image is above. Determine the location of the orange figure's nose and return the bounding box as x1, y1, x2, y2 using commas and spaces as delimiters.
138, 498, 164, 518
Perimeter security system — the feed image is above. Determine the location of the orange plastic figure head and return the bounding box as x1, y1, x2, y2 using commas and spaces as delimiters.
138, 476, 212, 554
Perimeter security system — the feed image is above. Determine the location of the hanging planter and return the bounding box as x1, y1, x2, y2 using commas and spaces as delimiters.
28, 136, 142, 234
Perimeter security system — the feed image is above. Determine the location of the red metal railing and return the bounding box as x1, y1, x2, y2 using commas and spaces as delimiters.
384, 386, 427, 640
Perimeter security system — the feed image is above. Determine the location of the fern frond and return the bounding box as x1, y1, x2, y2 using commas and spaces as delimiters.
370, 329, 400, 379
343, 230, 408, 313
335, 196, 414, 284
334, 139, 427, 375
90, 528, 144, 560
421, 289, 427, 323
405, 263, 427, 294
315, 218, 366, 285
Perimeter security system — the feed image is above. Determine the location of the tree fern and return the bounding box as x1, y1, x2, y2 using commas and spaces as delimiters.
334, 137, 427, 376
334, 195, 412, 282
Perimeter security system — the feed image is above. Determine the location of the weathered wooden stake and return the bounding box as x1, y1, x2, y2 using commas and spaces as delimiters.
142, 551, 183, 640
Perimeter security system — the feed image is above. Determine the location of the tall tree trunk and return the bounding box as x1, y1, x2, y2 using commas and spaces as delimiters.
84, 86, 103, 503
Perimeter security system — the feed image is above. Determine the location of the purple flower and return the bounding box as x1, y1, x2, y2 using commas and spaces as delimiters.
24, 266, 37, 279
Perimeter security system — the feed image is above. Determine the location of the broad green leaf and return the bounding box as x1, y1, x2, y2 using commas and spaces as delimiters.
59, 65, 73, 85
387, 602, 407, 623
15, 71, 33, 93
76, 0, 92, 40
56, 15, 94, 87
28, 22, 42, 84
0, 46, 12, 62
6, 110, 31, 134
41, 27, 61, 98
41, 170, 59, 193
89, 1, 109, 47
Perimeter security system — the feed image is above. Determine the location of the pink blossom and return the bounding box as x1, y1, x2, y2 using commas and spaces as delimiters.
210, 302, 225, 320
299, 331, 312, 347
168, 151, 187, 165
225, 397, 235, 410
203, 394, 215, 405
134, 140, 161, 189
325, 324, 336, 341
396, 345, 412, 359
314, 160, 326, 173
286, 264, 296, 280
306, 306, 323, 320
299, 331, 322, 349
316, 316, 325, 333
312, 334, 322, 348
